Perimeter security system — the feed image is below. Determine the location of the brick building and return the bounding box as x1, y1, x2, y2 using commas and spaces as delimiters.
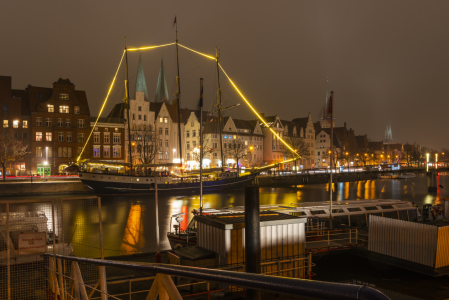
89, 117, 125, 164
0, 76, 91, 175
0, 76, 31, 175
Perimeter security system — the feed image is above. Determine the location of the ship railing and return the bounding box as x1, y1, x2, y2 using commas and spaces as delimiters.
305, 228, 369, 252
44, 253, 390, 300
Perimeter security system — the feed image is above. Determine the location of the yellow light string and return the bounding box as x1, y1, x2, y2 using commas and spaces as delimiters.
127, 42, 176, 51
218, 63, 300, 157
76, 50, 126, 162
255, 158, 298, 170
178, 44, 216, 60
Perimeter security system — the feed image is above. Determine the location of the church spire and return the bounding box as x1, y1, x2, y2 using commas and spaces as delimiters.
155, 58, 169, 103
135, 54, 149, 99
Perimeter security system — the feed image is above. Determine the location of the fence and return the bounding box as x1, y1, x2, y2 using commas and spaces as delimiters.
367, 215, 449, 268
46, 253, 390, 300
0, 196, 103, 300
305, 228, 359, 252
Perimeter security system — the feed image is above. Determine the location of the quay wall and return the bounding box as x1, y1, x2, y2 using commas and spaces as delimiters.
0, 180, 91, 197
256, 172, 378, 187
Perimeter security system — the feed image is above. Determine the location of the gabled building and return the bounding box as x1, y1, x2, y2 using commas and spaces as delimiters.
261, 115, 285, 165
107, 55, 155, 165
89, 116, 125, 163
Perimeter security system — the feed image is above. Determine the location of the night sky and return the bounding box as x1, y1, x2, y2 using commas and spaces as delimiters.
2, 1, 448, 150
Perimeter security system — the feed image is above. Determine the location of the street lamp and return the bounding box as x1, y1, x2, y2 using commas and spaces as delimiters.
426, 153, 429, 172
249, 145, 254, 169
436, 153, 438, 169
345, 152, 349, 172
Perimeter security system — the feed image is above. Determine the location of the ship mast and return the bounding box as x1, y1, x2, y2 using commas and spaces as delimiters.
175, 19, 183, 177
125, 40, 133, 174
215, 48, 224, 170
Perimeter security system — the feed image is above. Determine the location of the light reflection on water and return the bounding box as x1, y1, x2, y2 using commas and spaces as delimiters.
94, 174, 449, 256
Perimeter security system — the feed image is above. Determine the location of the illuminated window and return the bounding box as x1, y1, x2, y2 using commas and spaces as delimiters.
11, 120, 19, 128
46, 132, 52, 141
22, 120, 28, 128
74, 106, 80, 114
36, 147, 42, 157
93, 146, 100, 157
113, 133, 120, 144
104, 133, 110, 143
59, 106, 69, 113
113, 147, 121, 157
66, 132, 72, 142
59, 94, 69, 100
36, 132, 42, 141
104, 147, 110, 157
36, 117, 42, 126
159, 117, 163, 123
48, 105, 54, 112
164, 117, 168, 123
3, 120, 8, 128
65, 119, 71, 127
94, 133, 100, 143
46, 118, 52, 127
77, 119, 85, 128
58, 133, 64, 142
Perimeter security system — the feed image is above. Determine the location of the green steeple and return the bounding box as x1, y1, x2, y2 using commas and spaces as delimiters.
155, 58, 169, 102
135, 54, 149, 99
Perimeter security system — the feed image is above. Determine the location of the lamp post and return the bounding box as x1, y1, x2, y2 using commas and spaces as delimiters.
426, 153, 430, 172
435, 153, 438, 169
356, 153, 359, 167
345, 152, 349, 172
249, 145, 254, 170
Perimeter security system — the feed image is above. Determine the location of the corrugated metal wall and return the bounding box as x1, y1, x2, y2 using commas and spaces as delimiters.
435, 226, 449, 268
368, 215, 439, 267
197, 221, 306, 276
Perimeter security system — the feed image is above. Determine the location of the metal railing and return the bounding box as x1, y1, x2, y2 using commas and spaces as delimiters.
306, 228, 361, 252
45, 253, 390, 300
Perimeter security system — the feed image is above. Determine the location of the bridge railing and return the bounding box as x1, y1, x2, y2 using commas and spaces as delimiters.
44, 253, 390, 300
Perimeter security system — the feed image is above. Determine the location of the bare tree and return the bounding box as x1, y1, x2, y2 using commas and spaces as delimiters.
0, 130, 28, 181
131, 126, 160, 164
283, 136, 310, 170
189, 135, 211, 165
225, 139, 248, 176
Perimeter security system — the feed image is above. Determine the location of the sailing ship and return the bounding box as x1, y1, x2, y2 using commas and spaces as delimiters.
78, 37, 259, 195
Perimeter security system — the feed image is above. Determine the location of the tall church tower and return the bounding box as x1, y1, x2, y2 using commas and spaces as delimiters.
384, 124, 393, 143
135, 54, 149, 100
155, 58, 169, 103
320, 90, 334, 128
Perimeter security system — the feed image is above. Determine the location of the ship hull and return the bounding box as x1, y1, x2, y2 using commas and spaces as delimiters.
79, 172, 257, 194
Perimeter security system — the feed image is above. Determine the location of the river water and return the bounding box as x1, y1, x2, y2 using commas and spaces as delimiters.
96, 173, 449, 257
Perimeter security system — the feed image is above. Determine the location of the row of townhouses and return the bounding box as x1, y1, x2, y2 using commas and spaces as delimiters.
0, 57, 414, 176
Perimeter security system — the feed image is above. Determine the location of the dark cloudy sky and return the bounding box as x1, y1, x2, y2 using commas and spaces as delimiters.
2, 1, 448, 150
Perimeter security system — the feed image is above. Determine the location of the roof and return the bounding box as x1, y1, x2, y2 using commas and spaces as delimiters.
135, 54, 149, 100
150, 101, 192, 124
155, 58, 169, 102
90, 116, 124, 124
195, 212, 306, 230
107, 102, 126, 120
369, 141, 385, 151
291, 117, 309, 131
